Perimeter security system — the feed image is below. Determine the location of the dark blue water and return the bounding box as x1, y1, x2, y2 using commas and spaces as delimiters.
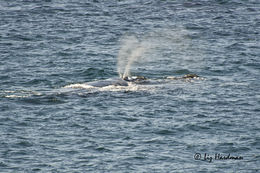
0, 0, 259, 172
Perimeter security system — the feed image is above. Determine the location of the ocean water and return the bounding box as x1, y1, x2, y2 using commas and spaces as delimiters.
0, 0, 259, 172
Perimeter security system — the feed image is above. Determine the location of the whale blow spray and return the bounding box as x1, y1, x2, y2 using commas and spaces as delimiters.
117, 28, 200, 78
117, 36, 150, 78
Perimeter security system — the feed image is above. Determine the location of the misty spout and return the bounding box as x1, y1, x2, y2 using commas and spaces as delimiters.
117, 36, 149, 79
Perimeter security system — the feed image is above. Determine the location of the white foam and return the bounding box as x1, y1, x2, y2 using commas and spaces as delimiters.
63, 84, 95, 89
63, 82, 156, 93
5, 95, 29, 98
2, 90, 42, 98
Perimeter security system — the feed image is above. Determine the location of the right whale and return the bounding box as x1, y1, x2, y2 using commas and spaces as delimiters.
166, 74, 199, 80
86, 77, 129, 87
86, 76, 148, 87
85, 74, 200, 88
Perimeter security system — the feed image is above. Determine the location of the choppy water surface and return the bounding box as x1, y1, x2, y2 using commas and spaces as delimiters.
0, 0, 259, 172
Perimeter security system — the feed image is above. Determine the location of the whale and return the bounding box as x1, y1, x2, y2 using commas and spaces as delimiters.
86, 77, 129, 87
166, 74, 199, 80
86, 76, 148, 87
85, 74, 200, 88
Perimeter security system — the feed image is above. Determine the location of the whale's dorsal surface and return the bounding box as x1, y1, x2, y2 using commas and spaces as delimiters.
87, 77, 128, 87
84, 74, 200, 88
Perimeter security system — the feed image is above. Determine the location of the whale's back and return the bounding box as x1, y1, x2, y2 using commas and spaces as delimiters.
87, 78, 128, 87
